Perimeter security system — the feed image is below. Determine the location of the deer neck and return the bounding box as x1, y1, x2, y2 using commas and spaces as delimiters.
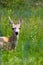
8, 30, 18, 49
9, 30, 17, 42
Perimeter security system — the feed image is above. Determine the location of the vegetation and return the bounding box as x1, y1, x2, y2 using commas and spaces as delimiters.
0, 0, 43, 65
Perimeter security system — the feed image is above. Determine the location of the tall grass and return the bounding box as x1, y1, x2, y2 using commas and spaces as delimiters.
0, 7, 43, 65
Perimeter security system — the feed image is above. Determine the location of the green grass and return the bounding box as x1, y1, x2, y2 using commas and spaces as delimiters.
0, 7, 43, 65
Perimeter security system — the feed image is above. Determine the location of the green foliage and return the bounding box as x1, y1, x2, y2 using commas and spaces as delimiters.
0, 0, 43, 9
0, 1, 43, 65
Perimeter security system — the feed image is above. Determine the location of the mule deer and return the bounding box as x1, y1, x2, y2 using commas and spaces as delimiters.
0, 17, 22, 50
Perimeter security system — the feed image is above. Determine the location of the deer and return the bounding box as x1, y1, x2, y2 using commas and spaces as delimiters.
0, 17, 22, 50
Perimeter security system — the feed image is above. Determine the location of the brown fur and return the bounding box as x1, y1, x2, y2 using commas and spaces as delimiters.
0, 31, 17, 50
0, 37, 9, 42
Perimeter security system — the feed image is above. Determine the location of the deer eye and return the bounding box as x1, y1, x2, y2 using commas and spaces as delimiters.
12, 28, 14, 30
19, 28, 21, 29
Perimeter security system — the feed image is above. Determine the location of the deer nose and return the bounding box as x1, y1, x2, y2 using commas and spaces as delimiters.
15, 32, 18, 35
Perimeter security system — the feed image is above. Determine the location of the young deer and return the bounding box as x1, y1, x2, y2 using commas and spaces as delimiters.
0, 17, 22, 50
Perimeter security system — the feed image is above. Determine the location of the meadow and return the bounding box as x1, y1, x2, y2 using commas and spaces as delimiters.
0, 4, 43, 65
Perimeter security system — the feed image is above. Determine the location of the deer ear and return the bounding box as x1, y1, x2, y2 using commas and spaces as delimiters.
8, 16, 14, 24
18, 18, 22, 24
8, 16, 15, 27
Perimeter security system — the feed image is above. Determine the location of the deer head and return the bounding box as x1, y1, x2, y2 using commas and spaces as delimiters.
8, 16, 22, 35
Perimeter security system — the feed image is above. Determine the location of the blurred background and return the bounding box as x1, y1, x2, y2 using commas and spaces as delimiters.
0, 0, 43, 65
